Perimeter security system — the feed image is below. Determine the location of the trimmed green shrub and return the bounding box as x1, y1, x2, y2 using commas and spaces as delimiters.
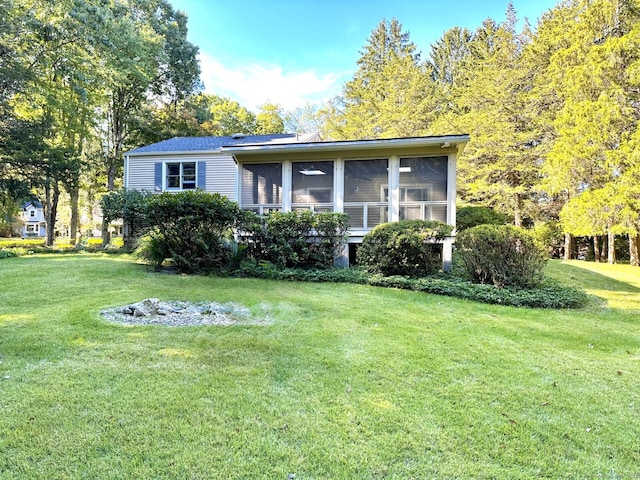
241, 210, 348, 269
357, 220, 453, 277
0, 238, 45, 248
456, 206, 510, 231
456, 224, 548, 288
141, 190, 243, 273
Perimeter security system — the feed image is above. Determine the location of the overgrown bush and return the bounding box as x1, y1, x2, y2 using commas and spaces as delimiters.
241, 210, 348, 269
456, 206, 510, 231
140, 190, 243, 273
100, 189, 152, 249
357, 220, 453, 277
456, 224, 548, 288
133, 232, 172, 270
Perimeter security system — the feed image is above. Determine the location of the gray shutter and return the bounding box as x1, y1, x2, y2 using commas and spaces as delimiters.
197, 161, 206, 190
154, 162, 162, 192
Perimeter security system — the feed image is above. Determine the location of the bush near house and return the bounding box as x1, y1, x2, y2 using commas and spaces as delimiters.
357, 220, 453, 277
138, 190, 243, 273
241, 210, 349, 269
456, 224, 548, 288
135, 192, 349, 273
100, 189, 152, 249
456, 205, 510, 231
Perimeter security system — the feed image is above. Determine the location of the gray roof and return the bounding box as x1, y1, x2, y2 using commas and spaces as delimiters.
127, 133, 320, 155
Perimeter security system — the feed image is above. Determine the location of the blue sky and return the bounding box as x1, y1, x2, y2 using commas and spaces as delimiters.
170, 0, 559, 111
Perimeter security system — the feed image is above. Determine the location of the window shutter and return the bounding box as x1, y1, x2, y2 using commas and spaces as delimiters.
154, 162, 162, 192
197, 161, 206, 190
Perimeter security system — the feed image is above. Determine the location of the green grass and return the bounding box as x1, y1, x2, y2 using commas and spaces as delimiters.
0, 255, 638, 479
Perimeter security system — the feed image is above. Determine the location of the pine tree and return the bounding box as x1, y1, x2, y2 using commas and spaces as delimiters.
540, 0, 640, 263
446, 5, 540, 226
328, 19, 437, 140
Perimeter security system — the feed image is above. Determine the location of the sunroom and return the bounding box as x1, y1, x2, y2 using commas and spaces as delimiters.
225, 135, 469, 268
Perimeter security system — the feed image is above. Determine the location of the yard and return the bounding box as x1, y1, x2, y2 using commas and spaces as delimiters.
0, 254, 638, 479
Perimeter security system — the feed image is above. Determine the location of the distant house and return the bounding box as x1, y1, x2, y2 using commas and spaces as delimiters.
20, 201, 47, 238
124, 133, 469, 268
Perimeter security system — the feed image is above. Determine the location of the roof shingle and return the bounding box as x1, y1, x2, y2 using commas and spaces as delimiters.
127, 133, 319, 155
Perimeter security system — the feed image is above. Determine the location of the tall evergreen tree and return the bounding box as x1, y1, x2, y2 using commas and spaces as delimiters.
540, 0, 640, 263
441, 5, 539, 226
328, 18, 437, 140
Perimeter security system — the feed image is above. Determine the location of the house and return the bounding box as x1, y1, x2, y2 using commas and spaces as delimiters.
20, 201, 47, 238
124, 133, 469, 268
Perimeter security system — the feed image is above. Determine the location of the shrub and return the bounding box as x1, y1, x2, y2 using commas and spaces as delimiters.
456, 224, 548, 288
241, 210, 348, 269
140, 190, 243, 274
532, 221, 564, 258
133, 232, 172, 270
0, 238, 45, 248
357, 220, 453, 277
456, 206, 510, 231
100, 189, 152, 249
0, 247, 29, 259
235, 265, 587, 309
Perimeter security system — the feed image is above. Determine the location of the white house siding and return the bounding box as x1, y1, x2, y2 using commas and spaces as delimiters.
126, 156, 156, 191
126, 154, 237, 201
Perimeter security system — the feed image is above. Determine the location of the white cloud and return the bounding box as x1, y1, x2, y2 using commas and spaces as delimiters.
198, 53, 345, 112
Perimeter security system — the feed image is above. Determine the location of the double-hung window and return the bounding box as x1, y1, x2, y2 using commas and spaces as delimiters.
166, 162, 196, 190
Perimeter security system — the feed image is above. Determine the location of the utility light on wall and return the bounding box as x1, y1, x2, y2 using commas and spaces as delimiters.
300, 168, 326, 175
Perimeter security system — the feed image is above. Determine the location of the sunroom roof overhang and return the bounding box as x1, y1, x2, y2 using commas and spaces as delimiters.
221, 135, 470, 157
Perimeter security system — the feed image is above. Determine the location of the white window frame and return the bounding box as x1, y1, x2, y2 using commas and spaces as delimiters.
165, 161, 197, 191
381, 183, 433, 202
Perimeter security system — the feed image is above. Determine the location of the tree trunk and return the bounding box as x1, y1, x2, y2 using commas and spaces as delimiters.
69, 187, 79, 245
593, 235, 600, 263
563, 232, 574, 260
101, 219, 111, 247
102, 158, 119, 247
513, 193, 522, 227
45, 182, 60, 247
630, 233, 640, 267
607, 229, 616, 264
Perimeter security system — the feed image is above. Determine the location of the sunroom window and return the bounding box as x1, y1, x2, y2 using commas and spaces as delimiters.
344, 159, 388, 229
241, 163, 282, 213
292, 161, 334, 213
399, 156, 448, 222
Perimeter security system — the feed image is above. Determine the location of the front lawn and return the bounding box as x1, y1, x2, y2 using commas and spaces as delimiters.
0, 254, 638, 479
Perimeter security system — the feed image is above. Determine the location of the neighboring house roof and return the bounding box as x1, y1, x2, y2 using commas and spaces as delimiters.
22, 201, 43, 209
127, 133, 321, 155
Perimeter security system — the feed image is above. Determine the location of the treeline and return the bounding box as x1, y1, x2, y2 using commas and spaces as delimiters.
1, 0, 639, 266
321, 1, 640, 266
0, 0, 286, 245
